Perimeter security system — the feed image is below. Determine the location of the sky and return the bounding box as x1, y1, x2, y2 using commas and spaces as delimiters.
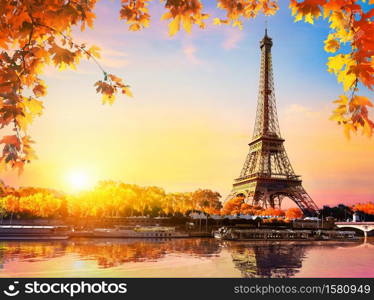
2, 1, 374, 208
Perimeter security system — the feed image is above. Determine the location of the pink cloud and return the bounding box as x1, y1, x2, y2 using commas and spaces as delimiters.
182, 44, 202, 65
222, 28, 245, 50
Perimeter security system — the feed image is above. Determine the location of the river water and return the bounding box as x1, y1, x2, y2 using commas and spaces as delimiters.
0, 238, 373, 277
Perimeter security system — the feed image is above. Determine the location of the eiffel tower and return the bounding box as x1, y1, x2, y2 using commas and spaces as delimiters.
227, 29, 319, 217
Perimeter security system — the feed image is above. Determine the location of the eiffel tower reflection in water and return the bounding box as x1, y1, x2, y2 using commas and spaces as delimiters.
229, 242, 306, 278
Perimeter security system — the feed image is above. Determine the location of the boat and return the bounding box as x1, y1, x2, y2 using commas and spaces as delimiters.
93, 225, 189, 238
214, 226, 228, 239
213, 226, 358, 241
0, 225, 71, 240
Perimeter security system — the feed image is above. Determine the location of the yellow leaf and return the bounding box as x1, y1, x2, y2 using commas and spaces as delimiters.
161, 12, 172, 21
338, 70, 356, 91
329, 113, 345, 123
169, 15, 181, 36
363, 120, 373, 137
102, 93, 115, 105
327, 54, 346, 74
129, 23, 141, 31
294, 13, 303, 22
305, 13, 314, 24
213, 18, 221, 25
182, 16, 192, 33
324, 34, 340, 53
88, 45, 101, 58
334, 104, 347, 114
327, 54, 356, 91
16, 114, 33, 131
343, 123, 354, 139
333, 95, 348, 105
122, 86, 133, 97
233, 20, 243, 30
25, 98, 44, 115
329, 11, 352, 43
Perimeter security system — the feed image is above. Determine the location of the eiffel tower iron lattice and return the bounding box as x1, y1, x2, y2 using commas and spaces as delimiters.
226, 30, 319, 217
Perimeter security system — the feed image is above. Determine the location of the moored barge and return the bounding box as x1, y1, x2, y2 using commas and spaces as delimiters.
213, 227, 357, 241
92, 225, 189, 238
0, 225, 71, 240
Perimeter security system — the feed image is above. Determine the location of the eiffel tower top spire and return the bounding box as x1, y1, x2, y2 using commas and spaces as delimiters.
252, 29, 281, 139
264, 17, 269, 37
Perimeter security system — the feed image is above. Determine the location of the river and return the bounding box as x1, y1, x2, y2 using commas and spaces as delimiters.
0, 238, 373, 277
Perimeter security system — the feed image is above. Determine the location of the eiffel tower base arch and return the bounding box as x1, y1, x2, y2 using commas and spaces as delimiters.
227, 179, 318, 217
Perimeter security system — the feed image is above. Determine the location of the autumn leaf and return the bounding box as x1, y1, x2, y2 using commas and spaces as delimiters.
94, 73, 132, 105
324, 34, 340, 53
233, 20, 243, 30
32, 82, 47, 98
169, 15, 181, 36
88, 45, 101, 58
119, 0, 151, 31
122, 86, 133, 97
213, 18, 221, 25
49, 43, 77, 70
289, 0, 322, 24
327, 54, 347, 74
161, 12, 173, 21
327, 54, 356, 91
95, 81, 115, 103
182, 15, 192, 33
332, 94, 374, 139
16, 114, 33, 131
363, 119, 373, 137
25, 98, 44, 115
102, 93, 116, 105
354, 96, 373, 107
0, 135, 20, 149
129, 23, 142, 31
343, 123, 355, 139
333, 94, 349, 105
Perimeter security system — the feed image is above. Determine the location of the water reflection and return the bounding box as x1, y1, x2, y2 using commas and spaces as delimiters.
0, 238, 221, 270
0, 238, 372, 277
68, 238, 221, 268
230, 242, 306, 277
228, 240, 374, 278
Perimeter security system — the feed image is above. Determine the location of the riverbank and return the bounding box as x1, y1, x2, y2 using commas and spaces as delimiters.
0, 223, 360, 241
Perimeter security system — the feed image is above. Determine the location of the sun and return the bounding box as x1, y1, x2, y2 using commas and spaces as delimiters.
67, 170, 92, 191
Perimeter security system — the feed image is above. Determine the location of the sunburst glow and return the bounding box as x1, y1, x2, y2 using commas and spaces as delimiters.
67, 170, 92, 191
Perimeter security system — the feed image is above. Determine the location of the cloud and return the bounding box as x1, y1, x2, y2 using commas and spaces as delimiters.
283, 104, 322, 118
182, 44, 201, 65
222, 28, 245, 50
99, 47, 129, 69
41, 64, 95, 80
